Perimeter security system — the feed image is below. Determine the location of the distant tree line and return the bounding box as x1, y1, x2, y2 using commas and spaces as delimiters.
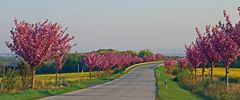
36, 49, 161, 74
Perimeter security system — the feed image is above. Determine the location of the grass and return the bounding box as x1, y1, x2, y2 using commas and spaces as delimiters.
155, 66, 199, 100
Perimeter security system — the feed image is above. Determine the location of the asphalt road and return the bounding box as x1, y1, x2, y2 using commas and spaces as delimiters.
40, 64, 158, 100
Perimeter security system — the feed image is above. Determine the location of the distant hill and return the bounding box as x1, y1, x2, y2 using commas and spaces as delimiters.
0, 53, 16, 58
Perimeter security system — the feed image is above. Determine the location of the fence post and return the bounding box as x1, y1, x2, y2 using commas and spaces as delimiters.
78, 64, 80, 81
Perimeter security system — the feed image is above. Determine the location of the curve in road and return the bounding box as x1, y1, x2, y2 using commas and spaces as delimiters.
40, 64, 158, 100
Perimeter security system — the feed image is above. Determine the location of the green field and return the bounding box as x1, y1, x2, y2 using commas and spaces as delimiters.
155, 66, 199, 100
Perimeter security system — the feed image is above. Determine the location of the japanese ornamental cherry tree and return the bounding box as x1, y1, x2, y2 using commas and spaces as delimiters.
6, 19, 74, 89
82, 52, 101, 79
164, 58, 176, 73
211, 25, 239, 87
195, 27, 222, 81
155, 53, 163, 61
177, 58, 188, 71
143, 55, 155, 62
185, 44, 201, 79
54, 42, 74, 83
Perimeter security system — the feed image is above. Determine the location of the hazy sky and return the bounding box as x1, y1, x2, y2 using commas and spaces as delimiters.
0, 0, 240, 54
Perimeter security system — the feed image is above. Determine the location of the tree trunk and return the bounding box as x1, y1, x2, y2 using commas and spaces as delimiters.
226, 67, 229, 87
194, 68, 197, 80
55, 71, 58, 84
77, 65, 80, 82
202, 65, 205, 81
21, 73, 27, 89
30, 66, 36, 89
190, 68, 193, 75
210, 63, 214, 82
98, 70, 101, 78
89, 70, 92, 79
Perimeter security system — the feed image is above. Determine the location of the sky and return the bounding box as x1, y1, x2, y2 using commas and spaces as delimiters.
0, 0, 240, 54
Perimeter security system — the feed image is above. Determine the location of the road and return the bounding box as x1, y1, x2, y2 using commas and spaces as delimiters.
40, 64, 158, 100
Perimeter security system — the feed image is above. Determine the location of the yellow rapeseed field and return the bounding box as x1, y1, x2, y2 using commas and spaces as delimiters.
196, 68, 240, 77
36, 71, 98, 83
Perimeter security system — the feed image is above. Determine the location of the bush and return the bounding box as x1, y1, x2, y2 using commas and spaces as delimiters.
172, 67, 181, 75
0, 68, 20, 93
18, 61, 31, 89
219, 76, 240, 84
174, 68, 191, 82
0, 65, 5, 77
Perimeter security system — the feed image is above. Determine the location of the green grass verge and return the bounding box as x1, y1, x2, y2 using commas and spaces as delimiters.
155, 66, 199, 100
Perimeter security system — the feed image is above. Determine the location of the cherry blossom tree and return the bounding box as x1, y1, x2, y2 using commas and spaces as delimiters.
98, 55, 112, 75
82, 52, 101, 79
185, 44, 201, 79
222, 9, 240, 48
195, 27, 222, 81
53, 31, 74, 83
155, 53, 163, 61
114, 54, 124, 71
6, 19, 74, 89
164, 58, 177, 73
177, 58, 188, 71
211, 24, 239, 87
143, 55, 155, 62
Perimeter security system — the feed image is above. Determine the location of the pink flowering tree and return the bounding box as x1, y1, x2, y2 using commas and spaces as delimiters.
223, 9, 240, 47
177, 58, 188, 71
54, 32, 74, 83
98, 55, 112, 75
211, 25, 239, 87
144, 55, 155, 62
6, 19, 74, 89
185, 44, 201, 79
164, 58, 177, 73
54, 46, 73, 83
195, 27, 222, 81
133, 56, 144, 64
82, 52, 101, 79
114, 54, 125, 71
155, 53, 163, 61
105, 52, 117, 70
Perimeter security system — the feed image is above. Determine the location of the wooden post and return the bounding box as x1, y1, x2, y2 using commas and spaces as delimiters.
202, 65, 205, 81
226, 67, 229, 87
3, 65, 6, 76
78, 64, 80, 81
42, 80, 45, 87
210, 63, 214, 82
194, 68, 197, 80
55, 71, 58, 85
81, 66, 83, 74
164, 79, 168, 88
